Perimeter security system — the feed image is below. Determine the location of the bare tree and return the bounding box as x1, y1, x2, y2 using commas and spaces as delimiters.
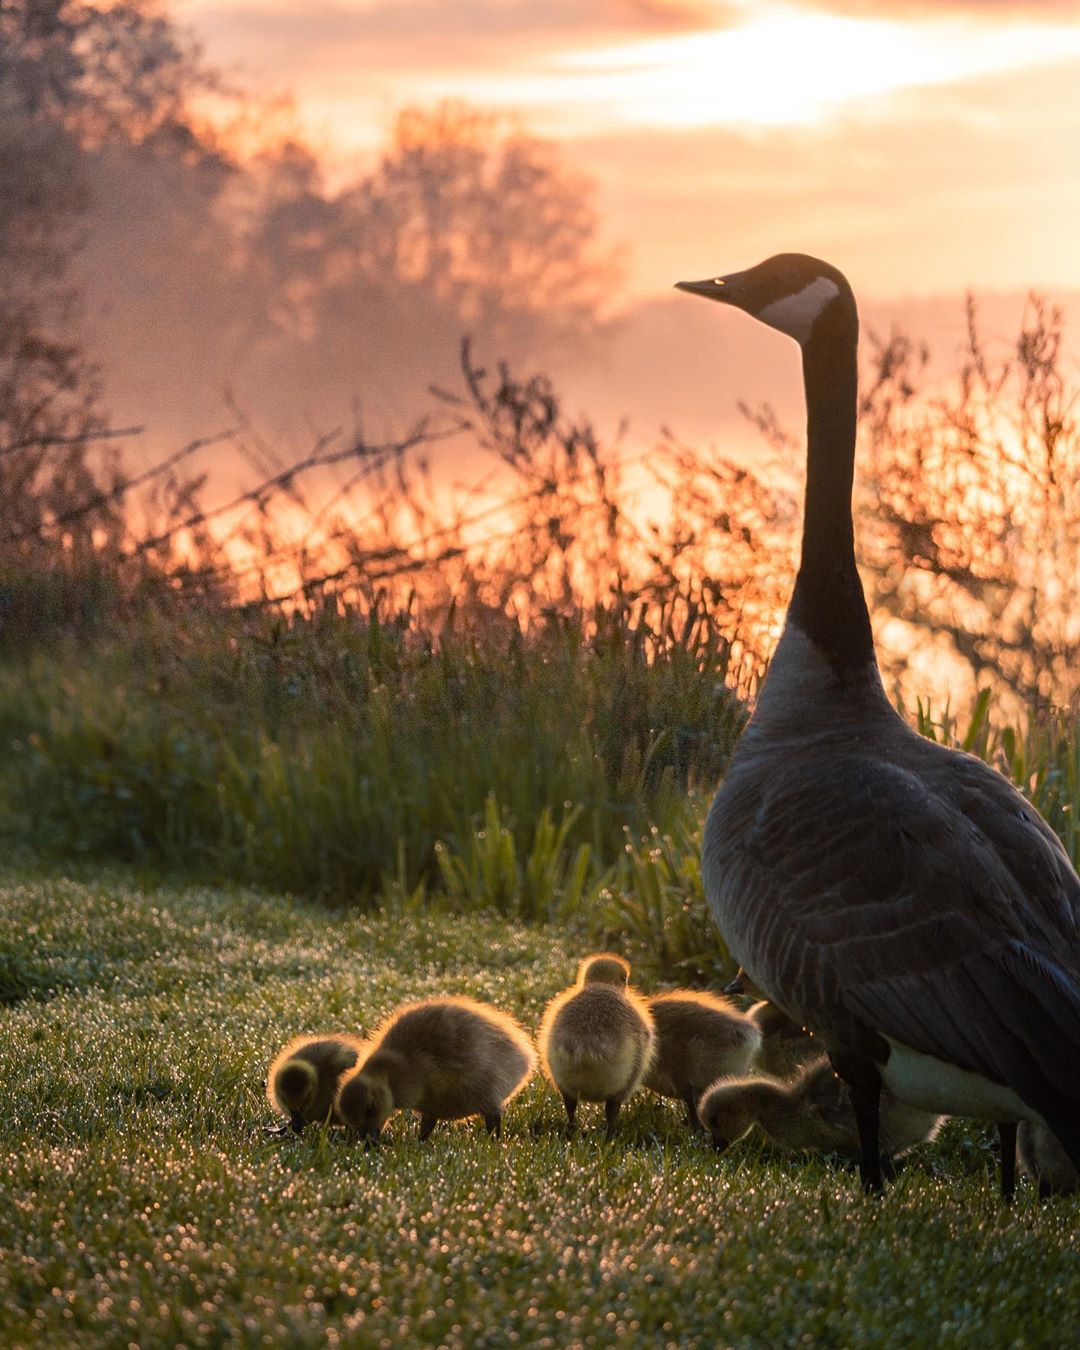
0, 0, 228, 552
240, 101, 620, 375
859, 298, 1080, 710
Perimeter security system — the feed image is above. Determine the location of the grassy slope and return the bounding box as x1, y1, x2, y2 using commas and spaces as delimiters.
2, 873, 1078, 1349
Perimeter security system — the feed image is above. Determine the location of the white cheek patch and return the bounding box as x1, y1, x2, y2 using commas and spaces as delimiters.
757, 276, 840, 344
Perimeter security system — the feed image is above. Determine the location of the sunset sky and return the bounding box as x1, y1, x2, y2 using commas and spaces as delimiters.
179, 0, 1080, 302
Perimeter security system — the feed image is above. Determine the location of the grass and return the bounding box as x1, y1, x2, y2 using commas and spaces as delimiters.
0, 601, 744, 905
4, 602, 1080, 996
2, 869, 1078, 1348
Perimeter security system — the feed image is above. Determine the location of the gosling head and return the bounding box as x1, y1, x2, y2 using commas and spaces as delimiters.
698, 1082, 758, 1154
274, 1059, 318, 1132
723, 966, 768, 1000
337, 1072, 394, 1143
578, 954, 631, 988
675, 253, 855, 348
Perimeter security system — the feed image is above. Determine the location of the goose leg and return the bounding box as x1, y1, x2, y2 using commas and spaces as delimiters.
831, 1052, 885, 1192
418, 1113, 438, 1142
561, 1092, 578, 1137
998, 1122, 1017, 1204
850, 1080, 883, 1192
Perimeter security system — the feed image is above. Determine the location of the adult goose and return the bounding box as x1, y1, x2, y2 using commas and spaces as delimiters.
676, 254, 1080, 1195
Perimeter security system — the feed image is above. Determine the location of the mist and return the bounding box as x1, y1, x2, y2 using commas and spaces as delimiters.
74, 142, 1080, 480
9, 0, 1079, 511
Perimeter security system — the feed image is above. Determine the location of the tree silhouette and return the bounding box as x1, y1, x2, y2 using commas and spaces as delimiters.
859, 298, 1080, 710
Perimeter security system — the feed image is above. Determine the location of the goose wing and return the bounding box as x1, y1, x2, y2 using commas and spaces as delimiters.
707, 751, 1080, 1119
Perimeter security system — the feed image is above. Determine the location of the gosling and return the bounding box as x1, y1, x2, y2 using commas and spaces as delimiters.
700, 1057, 943, 1167
538, 954, 655, 1138
643, 990, 762, 1130
747, 1000, 819, 1078
1018, 1121, 1079, 1198
334, 997, 536, 1143
726, 967, 817, 1078
266, 1034, 368, 1135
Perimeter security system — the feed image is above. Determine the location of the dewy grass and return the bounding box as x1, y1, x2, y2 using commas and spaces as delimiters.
1, 870, 1078, 1348
0, 601, 745, 904
916, 689, 1080, 865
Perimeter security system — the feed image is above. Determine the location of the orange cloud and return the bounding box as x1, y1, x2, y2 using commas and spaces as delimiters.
181, 0, 1080, 299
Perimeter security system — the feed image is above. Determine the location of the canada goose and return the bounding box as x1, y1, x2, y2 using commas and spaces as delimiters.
334, 997, 535, 1142
538, 954, 655, 1138
699, 1056, 942, 1164
643, 990, 761, 1129
1017, 1121, 1079, 1198
265, 1034, 368, 1134
677, 254, 1080, 1196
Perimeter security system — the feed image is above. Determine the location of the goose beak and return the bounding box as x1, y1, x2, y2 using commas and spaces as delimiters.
675, 275, 735, 304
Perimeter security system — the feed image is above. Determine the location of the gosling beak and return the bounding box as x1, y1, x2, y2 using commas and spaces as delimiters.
723, 972, 745, 997
712, 1135, 730, 1154
289, 1112, 305, 1134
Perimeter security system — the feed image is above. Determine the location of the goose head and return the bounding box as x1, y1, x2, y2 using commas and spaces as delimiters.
578, 953, 631, 987
337, 1070, 393, 1143
676, 253, 855, 348
276, 1058, 318, 1128
698, 1080, 760, 1153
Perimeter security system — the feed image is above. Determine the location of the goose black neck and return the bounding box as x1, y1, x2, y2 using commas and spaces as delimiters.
787, 306, 875, 672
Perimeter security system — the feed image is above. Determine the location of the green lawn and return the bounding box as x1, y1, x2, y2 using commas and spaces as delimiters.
2, 872, 1078, 1348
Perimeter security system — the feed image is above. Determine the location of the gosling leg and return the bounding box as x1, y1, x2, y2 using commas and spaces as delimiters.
418, 1113, 438, 1142
561, 1092, 578, 1137
484, 1112, 502, 1139
682, 1089, 703, 1133
998, 1122, 1017, 1204
604, 1096, 623, 1141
